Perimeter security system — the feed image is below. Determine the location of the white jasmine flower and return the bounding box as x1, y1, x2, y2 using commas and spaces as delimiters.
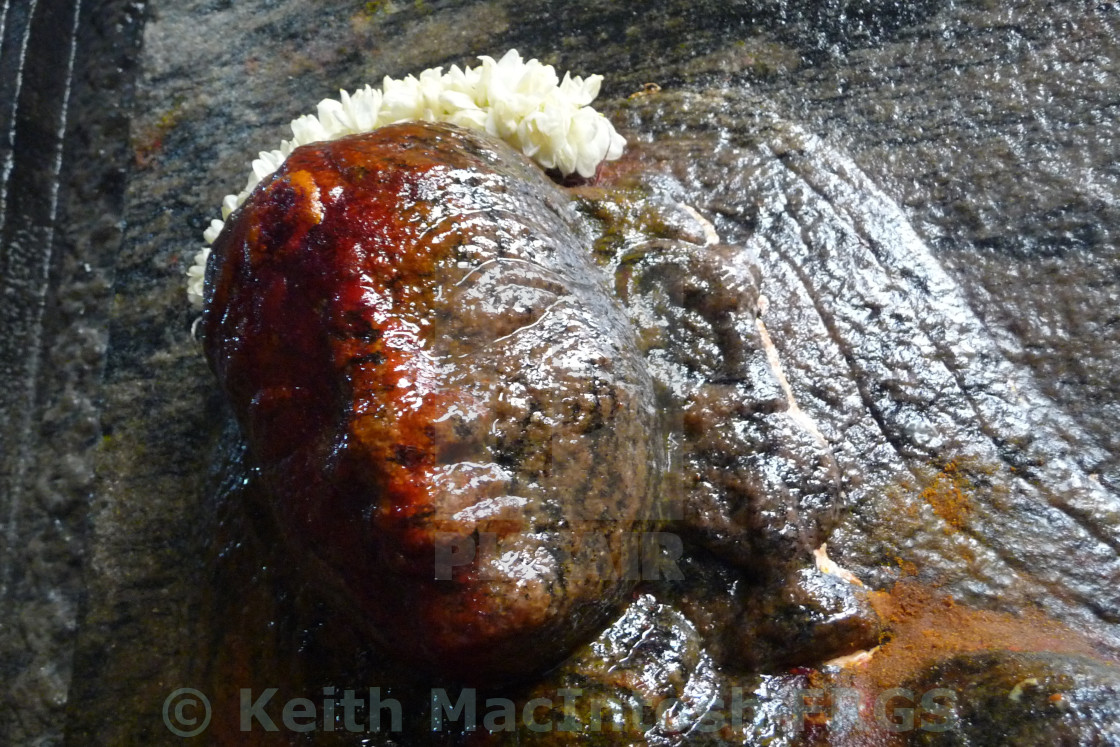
290, 113, 332, 146
221, 194, 238, 220
202, 219, 225, 244
380, 74, 423, 123
559, 72, 601, 107
187, 247, 210, 307
447, 106, 488, 131
188, 50, 626, 308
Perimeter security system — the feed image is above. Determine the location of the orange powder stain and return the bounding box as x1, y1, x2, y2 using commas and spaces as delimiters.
805, 582, 1118, 746
919, 461, 973, 531
858, 582, 1110, 692
890, 555, 918, 577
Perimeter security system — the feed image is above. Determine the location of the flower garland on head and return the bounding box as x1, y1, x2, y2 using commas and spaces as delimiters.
187, 50, 627, 307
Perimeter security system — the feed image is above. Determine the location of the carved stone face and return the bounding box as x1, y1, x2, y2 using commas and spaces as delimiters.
202, 122, 663, 684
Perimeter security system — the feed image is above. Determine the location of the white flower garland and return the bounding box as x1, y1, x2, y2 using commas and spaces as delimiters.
187, 50, 626, 307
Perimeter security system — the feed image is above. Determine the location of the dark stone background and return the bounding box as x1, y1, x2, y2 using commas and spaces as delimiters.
0, 0, 1116, 743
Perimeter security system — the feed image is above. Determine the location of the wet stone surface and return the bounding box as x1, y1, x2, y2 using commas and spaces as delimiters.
904, 651, 1120, 745
0, 0, 1118, 745
202, 122, 664, 685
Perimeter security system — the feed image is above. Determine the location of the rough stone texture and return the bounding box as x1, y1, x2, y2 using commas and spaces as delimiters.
905, 651, 1120, 745
0, 0, 143, 744
0, 0, 1116, 744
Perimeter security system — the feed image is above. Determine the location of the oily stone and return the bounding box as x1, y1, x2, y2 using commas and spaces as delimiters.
0, 0, 1117, 744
